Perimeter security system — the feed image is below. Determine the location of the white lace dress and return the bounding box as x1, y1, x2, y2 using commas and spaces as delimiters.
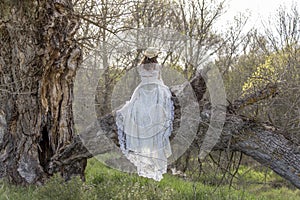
116, 63, 174, 181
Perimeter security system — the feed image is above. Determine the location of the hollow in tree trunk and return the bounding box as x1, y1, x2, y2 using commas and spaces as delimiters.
0, 0, 86, 185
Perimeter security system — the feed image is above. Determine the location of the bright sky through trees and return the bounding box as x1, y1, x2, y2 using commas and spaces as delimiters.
216, 0, 298, 31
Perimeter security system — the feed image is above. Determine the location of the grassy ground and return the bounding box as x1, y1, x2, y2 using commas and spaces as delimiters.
0, 158, 299, 200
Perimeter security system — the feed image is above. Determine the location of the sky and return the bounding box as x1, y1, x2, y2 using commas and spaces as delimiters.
217, 0, 299, 32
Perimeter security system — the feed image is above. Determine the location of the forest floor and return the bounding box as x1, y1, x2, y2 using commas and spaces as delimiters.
0, 158, 299, 200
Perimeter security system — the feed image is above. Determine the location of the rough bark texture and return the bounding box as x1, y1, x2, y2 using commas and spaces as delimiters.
0, 0, 85, 184
48, 70, 300, 189
213, 114, 300, 189
0, 1, 299, 188
235, 127, 300, 189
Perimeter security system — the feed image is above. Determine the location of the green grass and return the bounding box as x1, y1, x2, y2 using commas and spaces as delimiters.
0, 158, 299, 200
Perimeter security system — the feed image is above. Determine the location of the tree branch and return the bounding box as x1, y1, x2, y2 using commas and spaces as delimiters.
49, 71, 300, 189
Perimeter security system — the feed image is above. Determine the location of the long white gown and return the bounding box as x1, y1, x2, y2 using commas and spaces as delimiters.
116, 63, 174, 181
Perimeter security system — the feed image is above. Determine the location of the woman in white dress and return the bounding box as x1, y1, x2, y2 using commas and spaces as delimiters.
116, 48, 174, 181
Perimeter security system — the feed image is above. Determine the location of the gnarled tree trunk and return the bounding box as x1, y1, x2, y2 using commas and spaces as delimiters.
0, 0, 85, 185
0, 1, 299, 189
48, 71, 300, 189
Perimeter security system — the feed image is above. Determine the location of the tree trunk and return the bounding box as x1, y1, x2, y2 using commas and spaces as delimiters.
235, 126, 300, 189
202, 106, 300, 189
49, 70, 300, 189
0, 1, 85, 185
1, 1, 299, 188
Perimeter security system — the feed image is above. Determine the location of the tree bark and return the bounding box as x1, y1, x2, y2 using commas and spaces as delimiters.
49, 70, 300, 189
0, 1, 299, 188
202, 106, 300, 189
0, 0, 85, 185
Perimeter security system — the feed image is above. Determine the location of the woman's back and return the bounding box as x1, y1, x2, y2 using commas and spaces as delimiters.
116, 48, 173, 181
138, 63, 162, 84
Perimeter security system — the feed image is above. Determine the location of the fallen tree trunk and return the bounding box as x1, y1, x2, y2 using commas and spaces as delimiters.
49, 70, 300, 189
203, 109, 300, 189
235, 127, 300, 189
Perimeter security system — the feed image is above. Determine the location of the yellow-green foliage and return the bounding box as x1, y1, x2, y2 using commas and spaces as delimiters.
242, 53, 285, 95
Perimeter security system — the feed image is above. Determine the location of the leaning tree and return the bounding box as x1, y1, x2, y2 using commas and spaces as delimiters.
0, 0, 299, 189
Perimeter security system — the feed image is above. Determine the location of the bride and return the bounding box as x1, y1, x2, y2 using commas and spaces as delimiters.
116, 47, 174, 181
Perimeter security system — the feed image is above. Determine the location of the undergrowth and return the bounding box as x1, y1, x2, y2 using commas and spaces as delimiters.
0, 158, 299, 200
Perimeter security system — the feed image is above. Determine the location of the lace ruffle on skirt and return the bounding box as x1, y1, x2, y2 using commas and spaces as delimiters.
116, 82, 174, 181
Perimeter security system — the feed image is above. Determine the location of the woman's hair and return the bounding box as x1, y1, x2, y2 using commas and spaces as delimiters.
140, 56, 158, 64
